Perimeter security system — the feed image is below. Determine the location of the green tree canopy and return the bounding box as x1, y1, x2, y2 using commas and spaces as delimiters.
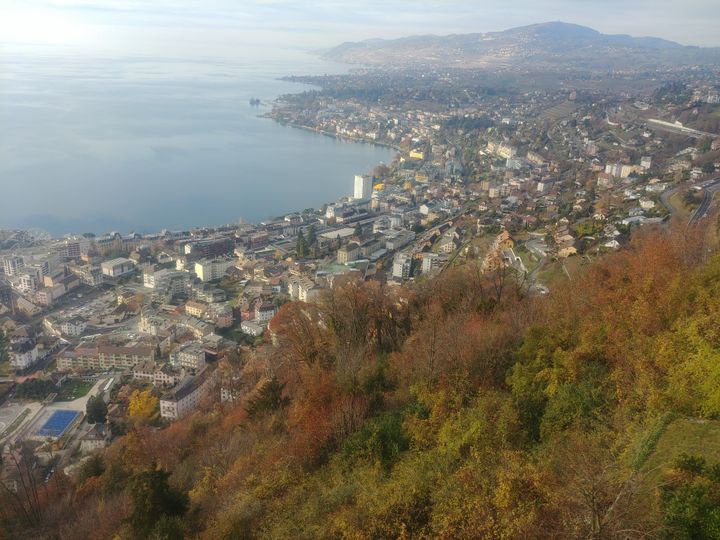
129, 466, 189, 538
86, 395, 108, 424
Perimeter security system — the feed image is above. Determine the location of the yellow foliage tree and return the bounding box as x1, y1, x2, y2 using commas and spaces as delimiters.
128, 389, 159, 422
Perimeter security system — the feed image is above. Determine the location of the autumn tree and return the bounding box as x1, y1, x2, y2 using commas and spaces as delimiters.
271, 301, 332, 372
128, 389, 159, 423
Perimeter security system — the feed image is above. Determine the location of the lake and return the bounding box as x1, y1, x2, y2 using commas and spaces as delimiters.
0, 47, 395, 236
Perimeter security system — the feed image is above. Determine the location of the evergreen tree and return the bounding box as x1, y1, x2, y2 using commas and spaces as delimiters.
296, 230, 308, 258
0, 329, 7, 366
129, 466, 188, 538
307, 225, 317, 246
245, 376, 289, 417
86, 395, 108, 424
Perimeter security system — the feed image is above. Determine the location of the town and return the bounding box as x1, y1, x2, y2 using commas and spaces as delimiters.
1, 61, 720, 488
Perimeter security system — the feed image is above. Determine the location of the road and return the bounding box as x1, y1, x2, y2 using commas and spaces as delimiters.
659, 184, 682, 215
647, 119, 717, 139
689, 178, 720, 225
525, 235, 549, 293
660, 176, 720, 225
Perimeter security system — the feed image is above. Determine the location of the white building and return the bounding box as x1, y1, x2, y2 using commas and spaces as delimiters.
354, 174, 373, 200
241, 320, 264, 337
392, 253, 413, 281
421, 253, 446, 274
194, 258, 234, 282
60, 317, 87, 337
255, 302, 276, 323
9, 339, 39, 371
145, 269, 191, 300
384, 230, 416, 251
133, 360, 183, 388
19, 273, 39, 294
3, 256, 24, 277
79, 424, 111, 454
298, 281, 319, 302
176, 343, 206, 371
101, 258, 135, 278
160, 364, 217, 420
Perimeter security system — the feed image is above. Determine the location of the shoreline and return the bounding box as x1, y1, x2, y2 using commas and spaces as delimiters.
261, 115, 402, 154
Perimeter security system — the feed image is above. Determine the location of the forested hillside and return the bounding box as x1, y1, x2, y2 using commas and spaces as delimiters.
6, 222, 720, 539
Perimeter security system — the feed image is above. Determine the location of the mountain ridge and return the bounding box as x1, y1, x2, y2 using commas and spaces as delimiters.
323, 21, 719, 69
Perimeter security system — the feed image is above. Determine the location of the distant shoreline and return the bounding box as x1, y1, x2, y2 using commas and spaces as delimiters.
262, 115, 402, 154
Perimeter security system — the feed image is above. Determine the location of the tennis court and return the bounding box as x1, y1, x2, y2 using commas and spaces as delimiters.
36, 410, 80, 438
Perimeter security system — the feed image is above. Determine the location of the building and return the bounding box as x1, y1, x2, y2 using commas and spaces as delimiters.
3, 256, 24, 277
160, 364, 218, 420
240, 320, 264, 337
337, 242, 360, 264
526, 151, 547, 166
43, 267, 80, 291
421, 253, 446, 274
9, 339, 39, 371
19, 273, 40, 294
207, 303, 234, 328
183, 237, 234, 258
133, 360, 183, 387
487, 141, 516, 159
176, 342, 206, 371
354, 174, 373, 200
438, 230, 460, 254
384, 230, 416, 251
392, 253, 413, 281
143, 268, 189, 291
298, 281, 320, 303
60, 317, 87, 337
101, 258, 135, 278
64, 240, 82, 259
57, 343, 155, 371
185, 300, 208, 318
639, 198, 656, 210
493, 230, 515, 251
70, 265, 104, 287
194, 258, 234, 282
79, 424, 111, 454
34, 289, 56, 307
255, 302, 276, 323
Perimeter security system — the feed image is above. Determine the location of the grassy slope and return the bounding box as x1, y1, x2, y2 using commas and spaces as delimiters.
641, 418, 720, 485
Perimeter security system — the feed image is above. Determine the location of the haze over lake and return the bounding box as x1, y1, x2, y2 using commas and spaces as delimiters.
0, 47, 395, 237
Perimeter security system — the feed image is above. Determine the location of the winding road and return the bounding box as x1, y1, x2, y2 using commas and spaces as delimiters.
689, 177, 720, 225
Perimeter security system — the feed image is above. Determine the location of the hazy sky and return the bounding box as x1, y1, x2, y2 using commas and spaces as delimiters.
2, 0, 720, 57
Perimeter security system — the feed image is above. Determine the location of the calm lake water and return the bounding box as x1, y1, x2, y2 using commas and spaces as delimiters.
0, 47, 395, 236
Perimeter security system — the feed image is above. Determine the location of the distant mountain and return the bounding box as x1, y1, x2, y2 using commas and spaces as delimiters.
323, 22, 720, 70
